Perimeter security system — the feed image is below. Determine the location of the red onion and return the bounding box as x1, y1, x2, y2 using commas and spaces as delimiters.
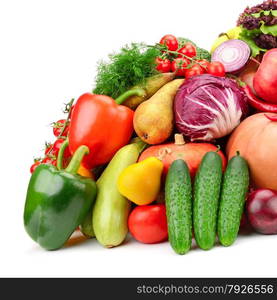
247, 189, 277, 235
212, 39, 251, 74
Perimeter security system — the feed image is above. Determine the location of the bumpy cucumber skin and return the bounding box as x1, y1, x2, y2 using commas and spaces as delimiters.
218, 154, 249, 247
165, 159, 192, 255
193, 152, 223, 250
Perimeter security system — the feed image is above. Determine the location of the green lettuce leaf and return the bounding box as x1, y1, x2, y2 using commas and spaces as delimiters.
260, 23, 277, 35
238, 26, 266, 57
251, 10, 277, 17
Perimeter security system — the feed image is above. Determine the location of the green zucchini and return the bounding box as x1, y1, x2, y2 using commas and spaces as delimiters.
218, 152, 249, 246
193, 151, 223, 250
80, 209, 95, 238
93, 140, 145, 248
165, 159, 192, 255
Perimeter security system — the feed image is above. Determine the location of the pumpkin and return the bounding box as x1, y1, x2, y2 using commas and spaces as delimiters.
139, 134, 226, 178
226, 113, 277, 190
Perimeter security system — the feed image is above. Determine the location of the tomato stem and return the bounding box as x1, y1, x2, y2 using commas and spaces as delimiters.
166, 49, 208, 69
63, 98, 75, 114
57, 98, 74, 139
148, 44, 208, 70
46, 153, 56, 160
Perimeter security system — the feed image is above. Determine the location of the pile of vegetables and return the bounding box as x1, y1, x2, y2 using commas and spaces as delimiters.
24, 0, 277, 254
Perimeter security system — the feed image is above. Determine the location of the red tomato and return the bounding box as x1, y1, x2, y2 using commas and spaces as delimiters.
53, 119, 69, 137
178, 43, 197, 58
52, 138, 71, 158
185, 64, 205, 79
128, 204, 168, 244
41, 157, 57, 166
30, 161, 41, 173
195, 59, 209, 72
155, 58, 171, 73
159, 34, 178, 51
44, 143, 53, 155
41, 157, 54, 164
171, 58, 189, 77
207, 61, 226, 77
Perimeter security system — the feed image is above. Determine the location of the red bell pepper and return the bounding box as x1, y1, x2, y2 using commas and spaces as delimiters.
243, 85, 277, 113
264, 114, 277, 122
68, 89, 145, 169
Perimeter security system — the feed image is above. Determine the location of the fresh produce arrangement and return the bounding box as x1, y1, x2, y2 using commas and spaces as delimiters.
24, 0, 277, 254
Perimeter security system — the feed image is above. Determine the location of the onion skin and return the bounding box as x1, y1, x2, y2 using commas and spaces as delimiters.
247, 189, 277, 235
211, 39, 250, 74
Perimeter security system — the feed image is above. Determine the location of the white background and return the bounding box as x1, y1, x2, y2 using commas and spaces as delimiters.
1, 0, 276, 277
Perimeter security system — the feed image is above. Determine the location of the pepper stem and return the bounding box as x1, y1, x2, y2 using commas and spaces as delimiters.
216, 145, 221, 153
115, 88, 146, 105
57, 138, 69, 170
65, 145, 90, 175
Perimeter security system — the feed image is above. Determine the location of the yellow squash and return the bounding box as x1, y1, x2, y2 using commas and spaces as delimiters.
117, 157, 163, 205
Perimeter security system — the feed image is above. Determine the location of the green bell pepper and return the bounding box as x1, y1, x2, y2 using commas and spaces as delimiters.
24, 140, 97, 250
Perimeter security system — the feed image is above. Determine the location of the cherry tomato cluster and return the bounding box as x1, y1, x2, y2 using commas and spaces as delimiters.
156, 34, 226, 79
30, 103, 74, 173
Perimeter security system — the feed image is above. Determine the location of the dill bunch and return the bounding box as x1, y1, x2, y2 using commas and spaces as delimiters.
93, 43, 160, 99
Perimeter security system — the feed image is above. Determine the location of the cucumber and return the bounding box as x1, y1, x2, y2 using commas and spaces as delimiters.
193, 151, 223, 250
218, 152, 249, 246
165, 159, 192, 255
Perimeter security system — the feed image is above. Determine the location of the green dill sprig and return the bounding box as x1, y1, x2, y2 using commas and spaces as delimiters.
93, 43, 160, 99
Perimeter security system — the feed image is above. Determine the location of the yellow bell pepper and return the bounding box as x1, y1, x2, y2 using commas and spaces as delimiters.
117, 157, 163, 205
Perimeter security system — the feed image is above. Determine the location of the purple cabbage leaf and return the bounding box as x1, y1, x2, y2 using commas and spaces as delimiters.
174, 74, 249, 142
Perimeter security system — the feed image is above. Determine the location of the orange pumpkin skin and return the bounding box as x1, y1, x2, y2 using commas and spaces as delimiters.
226, 113, 277, 190
139, 142, 226, 178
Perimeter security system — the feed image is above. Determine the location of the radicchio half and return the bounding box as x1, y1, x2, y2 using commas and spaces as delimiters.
174, 74, 249, 141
